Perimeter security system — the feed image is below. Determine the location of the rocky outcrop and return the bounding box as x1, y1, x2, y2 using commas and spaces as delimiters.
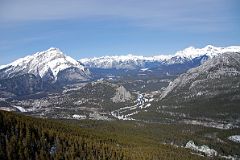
160, 52, 240, 103
112, 86, 132, 103
185, 140, 217, 157
57, 67, 91, 85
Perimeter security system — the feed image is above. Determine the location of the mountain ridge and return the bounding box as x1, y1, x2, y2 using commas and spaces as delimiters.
160, 51, 240, 103
0, 48, 91, 95
79, 45, 240, 69
0, 47, 90, 81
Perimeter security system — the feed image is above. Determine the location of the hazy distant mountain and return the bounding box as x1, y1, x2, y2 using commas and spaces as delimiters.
80, 45, 240, 79
80, 45, 240, 69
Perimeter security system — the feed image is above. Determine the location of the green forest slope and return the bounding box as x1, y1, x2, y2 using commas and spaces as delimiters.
0, 111, 205, 160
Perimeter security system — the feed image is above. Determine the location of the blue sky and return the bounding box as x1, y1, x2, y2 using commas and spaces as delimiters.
0, 0, 239, 65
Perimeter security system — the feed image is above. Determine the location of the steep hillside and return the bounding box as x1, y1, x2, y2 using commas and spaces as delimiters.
157, 52, 240, 121
160, 52, 240, 102
0, 110, 206, 160
0, 47, 89, 80
0, 48, 91, 95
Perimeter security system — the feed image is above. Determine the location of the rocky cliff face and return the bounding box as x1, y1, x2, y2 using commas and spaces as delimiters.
57, 67, 91, 85
112, 86, 132, 103
0, 74, 42, 95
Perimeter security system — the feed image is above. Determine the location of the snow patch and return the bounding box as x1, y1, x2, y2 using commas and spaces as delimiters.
183, 119, 237, 129
13, 106, 27, 112
140, 68, 149, 71
89, 112, 110, 120
72, 114, 86, 119
185, 140, 217, 157
0, 107, 15, 112
228, 135, 240, 143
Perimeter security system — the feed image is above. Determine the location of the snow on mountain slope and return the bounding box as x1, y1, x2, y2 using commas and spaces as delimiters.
0, 48, 89, 80
80, 45, 240, 69
175, 45, 240, 59
160, 51, 240, 100
80, 54, 172, 69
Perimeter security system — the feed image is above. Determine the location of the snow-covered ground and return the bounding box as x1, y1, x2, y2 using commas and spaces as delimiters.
228, 135, 240, 143
185, 140, 217, 157
0, 107, 15, 112
183, 119, 238, 129
140, 68, 149, 72
72, 114, 86, 119
167, 140, 239, 159
89, 112, 111, 120
111, 93, 154, 120
13, 106, 27, 112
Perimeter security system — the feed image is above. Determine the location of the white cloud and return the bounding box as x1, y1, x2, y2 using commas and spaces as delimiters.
0, 0, 238, 31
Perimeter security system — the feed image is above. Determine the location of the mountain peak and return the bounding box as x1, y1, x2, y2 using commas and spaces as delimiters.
80, 45, 240, 69
175, 45, 240, 59
34, 47, 63, 57
47, 47, 60, 51
0, 48, 87, 79
204, 44, 215, 48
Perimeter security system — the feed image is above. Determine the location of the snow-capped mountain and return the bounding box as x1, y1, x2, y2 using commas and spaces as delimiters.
80, 45, 240, 69
0, 47, 90, 81
175, 45, 240, 59
80, 54, 171, 69
0, 48, 91, 95
160, 51, 240, 103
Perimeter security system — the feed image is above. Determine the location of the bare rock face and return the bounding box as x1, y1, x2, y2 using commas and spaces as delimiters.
57, 67, 91, 85
112, 86, 132, 103
160, 52, 240, 103
0, 48, 91, 95
0, 74, 42, 96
